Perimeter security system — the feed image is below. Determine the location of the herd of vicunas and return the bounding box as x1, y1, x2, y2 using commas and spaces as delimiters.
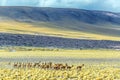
9, 62, 85, 70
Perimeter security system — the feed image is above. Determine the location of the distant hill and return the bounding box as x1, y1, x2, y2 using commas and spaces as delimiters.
0, 6, 120, 24
0, 6, 120, 40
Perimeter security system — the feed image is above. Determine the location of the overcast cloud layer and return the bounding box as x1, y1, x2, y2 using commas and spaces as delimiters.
0, 0, 120, 12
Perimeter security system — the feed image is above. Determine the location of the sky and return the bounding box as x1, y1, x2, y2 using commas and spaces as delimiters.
0, 0, 120, 12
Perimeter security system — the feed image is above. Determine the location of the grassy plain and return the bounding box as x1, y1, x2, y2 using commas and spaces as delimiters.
0, 48, 120, 59
0, 48, 120, 80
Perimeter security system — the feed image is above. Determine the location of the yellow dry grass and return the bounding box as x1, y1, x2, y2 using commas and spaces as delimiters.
0, 49, 120, 59
0, 20, 120, 41
0, 65, 120, 80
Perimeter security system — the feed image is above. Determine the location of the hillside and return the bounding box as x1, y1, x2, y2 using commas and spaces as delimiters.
0, 6, 120, 40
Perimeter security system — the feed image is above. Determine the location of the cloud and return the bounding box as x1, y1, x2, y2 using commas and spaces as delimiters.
105, 0, 120, 8
37, 0, 120, 12
0, 0, 120, 12
1, 0, 7, 6
36, 0, 95, 8
103, 0, 120, 12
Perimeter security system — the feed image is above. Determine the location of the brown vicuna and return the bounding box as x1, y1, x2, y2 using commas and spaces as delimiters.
77, 64, 84, 70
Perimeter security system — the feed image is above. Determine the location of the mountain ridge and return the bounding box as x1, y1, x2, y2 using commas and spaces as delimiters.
0, 6, 120, 24
0, 6, 120, 39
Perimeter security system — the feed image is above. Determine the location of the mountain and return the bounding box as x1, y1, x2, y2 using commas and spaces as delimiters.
0, 6, 120, 40
0, 6, 120, 24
